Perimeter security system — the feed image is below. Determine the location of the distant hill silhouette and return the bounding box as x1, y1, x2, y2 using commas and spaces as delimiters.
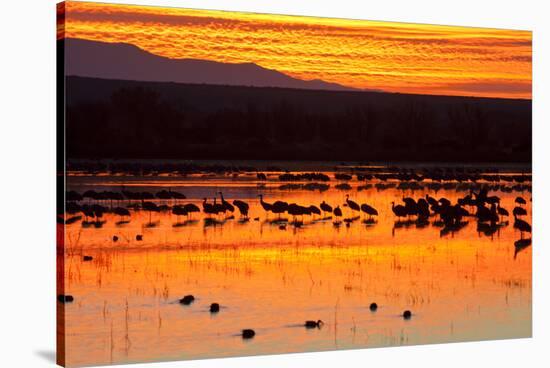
63, 38, 365, 92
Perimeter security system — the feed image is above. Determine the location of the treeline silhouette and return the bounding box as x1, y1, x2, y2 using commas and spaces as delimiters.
66, 76, 531, 162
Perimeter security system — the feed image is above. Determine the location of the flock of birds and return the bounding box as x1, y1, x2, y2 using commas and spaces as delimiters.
58, 291, 412, 340
59, 172, 532, 342
387, 188, 532, 256
63, 182, 532, 258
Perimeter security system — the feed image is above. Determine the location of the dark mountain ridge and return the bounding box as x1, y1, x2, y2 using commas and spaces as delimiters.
63, 38, 362, 92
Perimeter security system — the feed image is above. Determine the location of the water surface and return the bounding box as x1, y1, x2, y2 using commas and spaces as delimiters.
61, 167, 532, 366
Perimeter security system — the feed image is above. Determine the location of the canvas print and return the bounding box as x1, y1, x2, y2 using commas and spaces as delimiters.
56, 1, 532, 366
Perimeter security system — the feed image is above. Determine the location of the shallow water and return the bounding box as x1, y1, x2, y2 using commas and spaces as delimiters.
61, 171, 532, 367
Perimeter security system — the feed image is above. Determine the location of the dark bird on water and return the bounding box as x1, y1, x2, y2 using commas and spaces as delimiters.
155, 189, 172, 200
425, 194, 438, 207
113, 207, 131, 221
345, 194, 360, 213
112, 235, 119, 242
170, 190, 186, 201
142, 201, 160, 223
333, 206, 343, 218
514, 238, 531, 259
320, 201, 333, 214
402, 197, 418, 217
497, 204, 509, 219
212, 198, 226, 215
369, 302, 378, 311
304, 320, 324, 328
258, 194, 273, 214
391, 202, 408, 220
515, 196, 526, 206
308, 205, 321, 217
183, 203, 200, 216
210, 303, 220, 313
83, 255, 93, 261
272, 200, 290, 217
403, 310, 412, 319
136, 234, 143, 241
514, 217, 531, 239
202, 198, 216, 217
475, 204, 498, 224
438, 197, 451, 208
513, 206, 527, 217
179, 295, 195, 305
218, 192, 235, 213
233, 200, 250, 218
172, 205, 188, 220
361, 203, 378, 219
58, 294, 74, 303
242, 329, 255, 339
65, 202, 82, 215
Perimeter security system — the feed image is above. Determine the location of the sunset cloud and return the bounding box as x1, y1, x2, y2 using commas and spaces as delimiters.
61, 1, 532, 99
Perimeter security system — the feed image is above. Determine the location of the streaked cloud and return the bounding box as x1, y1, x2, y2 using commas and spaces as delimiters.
62, 1, 532, 99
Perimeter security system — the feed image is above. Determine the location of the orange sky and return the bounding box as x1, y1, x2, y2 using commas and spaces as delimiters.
59, 1, 532, 99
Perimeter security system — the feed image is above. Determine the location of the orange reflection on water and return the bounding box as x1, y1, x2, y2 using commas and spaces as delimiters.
62, 180, 531, 366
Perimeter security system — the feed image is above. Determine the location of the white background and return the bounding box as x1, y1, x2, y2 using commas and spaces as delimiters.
0, 0, 548, 367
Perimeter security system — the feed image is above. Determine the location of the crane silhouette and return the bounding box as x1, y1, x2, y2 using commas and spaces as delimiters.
345, 194, 360, 216
183, 203, 200, 218
513, 216, 531, 239
391, 202, 408, 220
258, 194, 273, 216
497, 204, 509, 221
271, 200, 289, 218
320, 201, 333, 216
515, 196, 526, 206
202, 198, 216, 217
333, 205, 343, 225
141, 201, 159, 224
360, 203, 378, 221
172, 205, 187, 223
308, 205, 321, 219
232, 199, 250, 219
113, 207, 131, 223
513, 206, 527, 217
218, 192, 235, 213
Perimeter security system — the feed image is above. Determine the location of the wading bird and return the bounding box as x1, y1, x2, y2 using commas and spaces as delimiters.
515, 196, 526, 206
183, 203, 200, 218
271, 200, 289, 218
202, 198, 216, 217
497, 204, 509, 221
304, 320, 324, 328
142, 201, 160, 224
113, 207, 131, 222
391, 202, 408, 221
333, 205, 343, 225
514, 216, 531, 239
360, 203, 378, 220
308, 205, 321, 219
345, 194, 360, 214
218, 192, 235, 213
320, 201, 333, 216
513, 206, 527, 217
233, 199, 250, 219
258, 194, 273, 215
